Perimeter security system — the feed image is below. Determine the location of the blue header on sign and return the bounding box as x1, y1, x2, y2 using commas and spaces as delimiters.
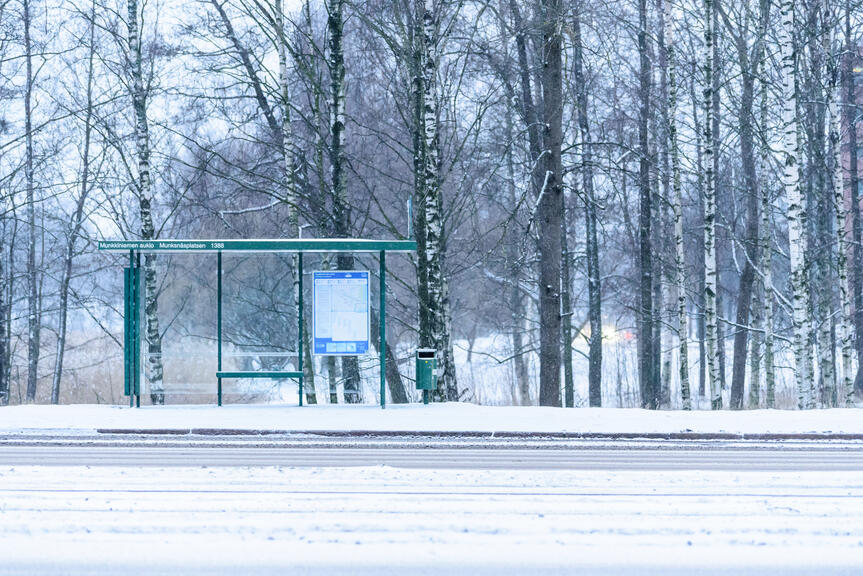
314, 271, 363, 279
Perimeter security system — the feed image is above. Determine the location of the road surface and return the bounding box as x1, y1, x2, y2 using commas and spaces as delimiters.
1, 437, 862, 575
1, 439, 863, 469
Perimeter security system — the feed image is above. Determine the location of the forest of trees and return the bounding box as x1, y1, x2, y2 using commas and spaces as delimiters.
0, 0, 862, 409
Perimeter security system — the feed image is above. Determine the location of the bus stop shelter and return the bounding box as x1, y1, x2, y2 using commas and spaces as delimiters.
99, 239, 417, 409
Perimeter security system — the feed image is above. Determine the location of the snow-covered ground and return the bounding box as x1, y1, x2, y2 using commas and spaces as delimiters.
1, 403, 863, 436
1, 464, 862, 575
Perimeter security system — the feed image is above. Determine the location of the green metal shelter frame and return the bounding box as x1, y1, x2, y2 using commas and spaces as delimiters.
100, 239, 416, 409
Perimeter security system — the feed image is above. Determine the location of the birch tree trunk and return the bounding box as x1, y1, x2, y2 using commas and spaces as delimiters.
778, 0, 814, 409
573, 6, 602, 407
749, 296, 762, 407
2, 222, 13, 405
757, 35, 776, 408
703, 0, 721, 410
761, 147, 776, 408
52, 1, 96, 405
829, 22, 854, 406
413, 0, 457, 402
127, 0, 164, 404
655, 0, 670, 407
637, 0, 656, 409
844, 0, 863, 399
24, 0, 40, 403
690, 61, 707, 403
665, 0, 689, 409
504, 87, 531, 405
561, 199, 574, 407
423, 0, 456, 401
538, 0, 563, 407
275, 0, 316, 404
749, 0, 770, 410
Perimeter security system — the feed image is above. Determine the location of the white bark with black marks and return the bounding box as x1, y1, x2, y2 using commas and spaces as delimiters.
778, 0, 814, 409
127, 0, 164, 404
703, 0, 721, 410
665, 0, 689, 410
828, 27, 853, 406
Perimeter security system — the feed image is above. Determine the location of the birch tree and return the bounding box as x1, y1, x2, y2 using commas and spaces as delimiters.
844, 0, 863, 399
275, 0, 316, 404
778, 0, 814, 408
761, 122, 776, 407
829, 5, 853, 406
665, 0, 690, 409
125, 0, 164, 404
703, 0, 721, 409
414, 0, 457, 401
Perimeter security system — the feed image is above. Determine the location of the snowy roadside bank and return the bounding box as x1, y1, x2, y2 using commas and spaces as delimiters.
1, 403, 863, 437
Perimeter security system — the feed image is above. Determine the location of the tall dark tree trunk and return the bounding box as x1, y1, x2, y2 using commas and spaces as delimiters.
327, 0, 362, 403
538, 0, 563, 407
370, 305, 408, 403
506, 0, 543, 405
24, 0, 40, 403
573, 6, 601, 407
726, 1, 767, 409
637, 0, 655, 409
803, 0, 834, 406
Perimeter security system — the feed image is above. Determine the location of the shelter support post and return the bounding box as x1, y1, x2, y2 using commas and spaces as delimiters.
135, 251, 141, 408
217, 251, 222, 407
298, 252, 304, 407
128, 250, 134, 408
380, 250, 386, 410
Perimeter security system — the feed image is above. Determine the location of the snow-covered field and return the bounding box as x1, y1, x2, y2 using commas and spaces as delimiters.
2, 403, 863, 436
1, 464, 862, 575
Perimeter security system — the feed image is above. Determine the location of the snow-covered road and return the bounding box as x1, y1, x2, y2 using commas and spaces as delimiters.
2, 443, 863, 574
2, 442, 863, 470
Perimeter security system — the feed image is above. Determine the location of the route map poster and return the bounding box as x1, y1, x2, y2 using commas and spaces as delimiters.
312, 271, 370, 355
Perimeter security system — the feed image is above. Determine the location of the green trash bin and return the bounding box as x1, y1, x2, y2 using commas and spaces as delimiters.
416, 349, 437, 404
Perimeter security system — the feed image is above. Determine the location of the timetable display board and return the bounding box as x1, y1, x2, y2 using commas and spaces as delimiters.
313, 271, 370, 355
